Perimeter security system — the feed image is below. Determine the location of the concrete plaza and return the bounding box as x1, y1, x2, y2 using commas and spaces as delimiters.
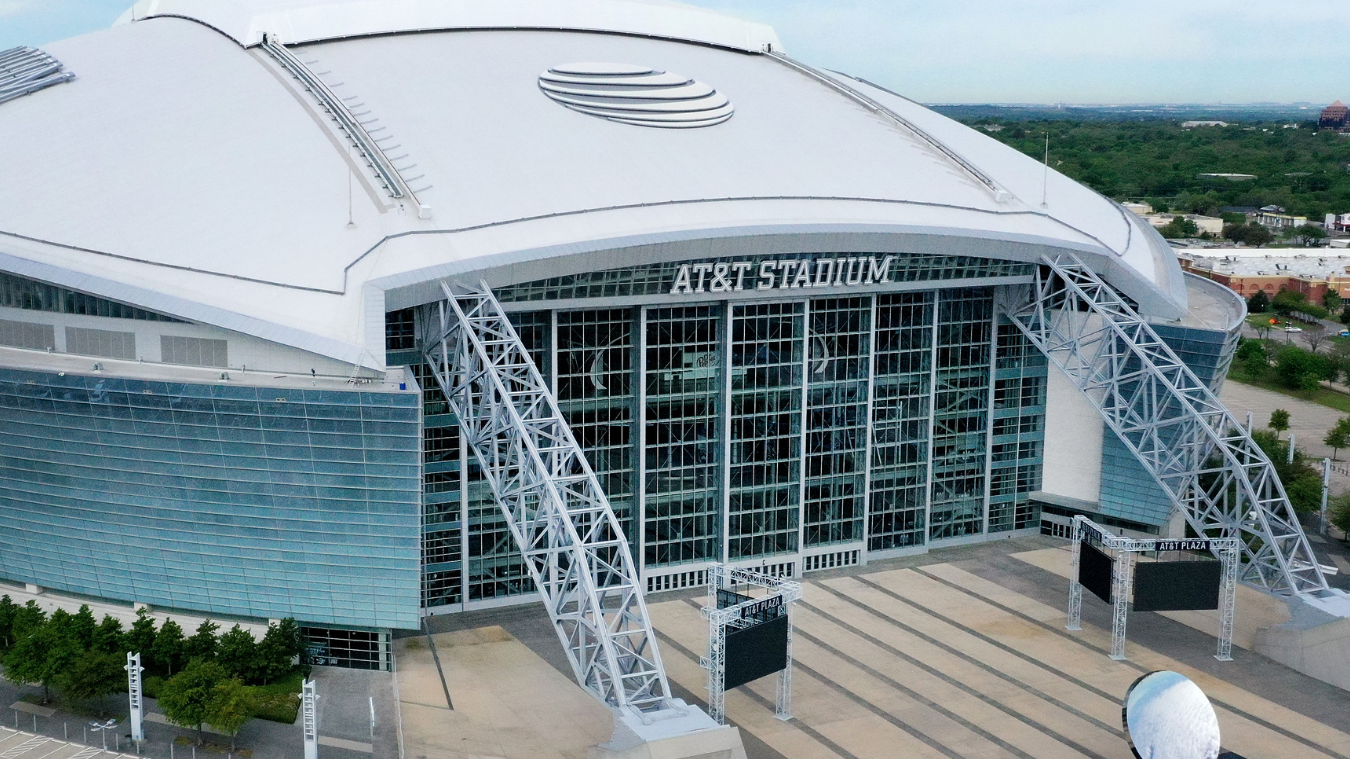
404, 535, 1350, 759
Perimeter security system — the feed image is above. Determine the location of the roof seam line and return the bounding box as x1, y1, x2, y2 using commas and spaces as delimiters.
763, 51, 1007, 201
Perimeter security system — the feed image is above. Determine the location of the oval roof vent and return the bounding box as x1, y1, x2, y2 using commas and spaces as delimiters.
539, 62, 733, 129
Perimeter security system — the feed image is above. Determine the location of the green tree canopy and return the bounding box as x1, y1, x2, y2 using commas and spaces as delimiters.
1327, 418, 1350, 460
256, 619, 303, 685
1275, 345, 1336, 389
153, 619, 187, 677
0, 596, 16, 651
92, 615, 124, 655
208, 677, 257, 751
60, 649, 126, 718
1286, 224, 1328, 247
186, 619, 220, 664
159, 659, 228, 746
126, 609, 157, 670
69, 606, 97, 651
4, 612, 82, 703
1247, 290, 1271, 313
217, 625, 257, 682
1269, 408, 1291, 436
1324, 290, 1342, 313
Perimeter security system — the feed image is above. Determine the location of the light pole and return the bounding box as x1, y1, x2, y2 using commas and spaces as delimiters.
89, 719, 117, 750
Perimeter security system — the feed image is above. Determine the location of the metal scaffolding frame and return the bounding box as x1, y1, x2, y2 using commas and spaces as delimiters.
700, 564, 802, 725
1067, 515, 1238, 661
422, 281, 671, 714
1003, 252, 1327, 596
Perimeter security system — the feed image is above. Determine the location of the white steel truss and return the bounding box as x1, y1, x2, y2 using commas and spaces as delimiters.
700, 565, 802, 726
1067, 516, 1238, 661
422, 281, 671, 713
1003, 252, 1326, 595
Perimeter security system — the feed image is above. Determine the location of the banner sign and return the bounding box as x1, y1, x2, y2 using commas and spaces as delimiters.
738, 595, 784, 622
1153, 539, 1213, 552
669, 255, 895, 295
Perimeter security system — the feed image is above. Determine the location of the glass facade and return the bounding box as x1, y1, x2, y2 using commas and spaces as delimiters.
392, 264, 1049, 609
644, 306, 723, 567
0, 270, 184, 322
0, 368, 422, 629
1097, 323, 1241, 527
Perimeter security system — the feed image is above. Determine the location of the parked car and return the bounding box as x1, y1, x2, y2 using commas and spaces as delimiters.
1340, 331, 1350, 338
1284, 327, 1303, 333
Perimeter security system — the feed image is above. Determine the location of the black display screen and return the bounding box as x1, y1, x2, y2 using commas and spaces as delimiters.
724, 614, 789, 690
1133, 560, 1222, 612
1080, 540, 1114, 604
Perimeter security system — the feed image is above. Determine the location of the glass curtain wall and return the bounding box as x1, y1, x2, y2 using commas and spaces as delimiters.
392, 280, 1050, 611
929, 288, 993, 541
557, 309, 638, 545
804, 298, 870, 547
868, 293, 934, 551
728, 302, 804, 560
644, 306, 723, 567
990, 320, 1047, 532
466, 311, 549, 602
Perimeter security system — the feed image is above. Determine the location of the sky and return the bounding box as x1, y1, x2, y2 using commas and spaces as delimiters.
2, 0, 1346, 105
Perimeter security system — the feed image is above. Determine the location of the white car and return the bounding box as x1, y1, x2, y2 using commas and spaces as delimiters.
1285, 327, 1304, 333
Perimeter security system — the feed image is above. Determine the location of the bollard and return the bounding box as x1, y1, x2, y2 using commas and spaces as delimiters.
1289, 434, 1296, 464
64, 722, 67, 740
32, 714, 36, 732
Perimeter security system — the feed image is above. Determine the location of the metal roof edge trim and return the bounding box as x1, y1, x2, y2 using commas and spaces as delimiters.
0, 251, 380, 372
115, 0, 782, 53
364, 221, 1179, 319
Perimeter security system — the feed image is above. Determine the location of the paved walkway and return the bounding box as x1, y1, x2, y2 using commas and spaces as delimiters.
417, 536, 1350, 759
0, 727, 133, 759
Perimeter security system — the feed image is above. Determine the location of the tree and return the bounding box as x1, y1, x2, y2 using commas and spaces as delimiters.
4, 615, 82, 703
1325, 290, 1342, 313
159, 659, 227, 746
60, 650, 125, 718
92, 616, 124, 655
1275, 345, 1336, 390
1286, 224, 1328, 247
153, 619, 186, 677
217, 625, 257, 683
126, 609, 157, 670
1331, 491, 1350, 535
1159, 216, 1200, 239
0, 596, 15, 651
1247, 289, 1271, 313
208, 677, 256, 751
70, 605, 97, 651
186, 619, 220, 663
1327, 418, 1350, 460
256, 619, 302, 685
1306, 323, 1330, 354
1269, 409, 1291, 438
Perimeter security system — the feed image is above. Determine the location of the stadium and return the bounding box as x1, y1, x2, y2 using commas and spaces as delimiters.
0, 0, 1325, 715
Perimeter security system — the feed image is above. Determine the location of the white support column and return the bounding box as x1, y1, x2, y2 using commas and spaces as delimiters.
1216, 541, 1239, 662
775, 600, 794, 722
1109, 547, 1132, 661
302, 679, 318, 759
1066, 517, 1083, 631
1322, 458, 1332, 537
126, 652, 144, 743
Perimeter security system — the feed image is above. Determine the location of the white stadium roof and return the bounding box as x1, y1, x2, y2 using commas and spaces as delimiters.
0, 0, 1185, 370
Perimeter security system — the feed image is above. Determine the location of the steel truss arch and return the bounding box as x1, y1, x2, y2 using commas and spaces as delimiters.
1003, 252, 1326, 595
422, 281, 671, 713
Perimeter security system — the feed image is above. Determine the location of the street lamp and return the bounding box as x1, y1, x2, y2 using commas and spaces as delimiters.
89, 719, 118, 751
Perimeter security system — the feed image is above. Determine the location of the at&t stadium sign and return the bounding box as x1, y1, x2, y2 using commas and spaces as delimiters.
669, 255, 895, 295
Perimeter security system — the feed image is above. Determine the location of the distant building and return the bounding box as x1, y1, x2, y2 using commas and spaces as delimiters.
1181, 120, 1228, 128
1182, 250, 1350, 302
1321, 100, 1349, 130
1197, 173, 1257, 181
1122, 201, 1153, 215
1255, 205, 1308, 230
1327, 213, 1350, 234
1142, 214, 1224, 236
